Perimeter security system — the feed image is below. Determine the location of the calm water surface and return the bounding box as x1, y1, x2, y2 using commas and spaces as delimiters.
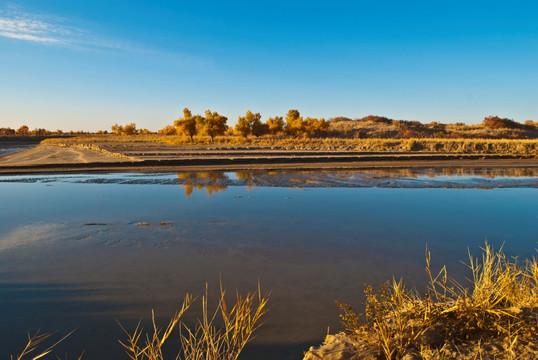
0, 144, 34, 156
0, 169, 537, 359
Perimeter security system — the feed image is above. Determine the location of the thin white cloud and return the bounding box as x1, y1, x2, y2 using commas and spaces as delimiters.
0, 31, 60, 43
0, 5, 213, 69
0, 10, 151, 53
0, 16, 67, 44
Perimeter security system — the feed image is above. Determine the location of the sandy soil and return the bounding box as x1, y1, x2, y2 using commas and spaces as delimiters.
0, 142, 537, 174
303, 332, 538, 360
0, 144, 136, 166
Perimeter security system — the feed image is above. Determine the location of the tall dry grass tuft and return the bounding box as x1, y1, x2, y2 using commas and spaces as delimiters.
11, 329, 80, 360
119, 283, 269, 360
427, 244, 538, 343
336, 243, 538, 359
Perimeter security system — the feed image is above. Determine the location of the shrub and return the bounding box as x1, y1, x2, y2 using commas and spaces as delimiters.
334, 243, 538, 359
360, 115, 393, 124
482, 116, 523, 129
158, 125, 177, 135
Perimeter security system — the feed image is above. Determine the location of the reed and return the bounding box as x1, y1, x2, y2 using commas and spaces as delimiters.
10, 330, 80, 360
118, 283, 269, 360
11, 284, 268, 360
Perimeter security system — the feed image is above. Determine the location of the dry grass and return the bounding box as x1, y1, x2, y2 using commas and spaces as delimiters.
334, 243, 538, 359
328, 118, 538, 140
42, 135, 538, 157
11, 283, 268, 360
118, 283, 269, 360
10, 330, 80, 360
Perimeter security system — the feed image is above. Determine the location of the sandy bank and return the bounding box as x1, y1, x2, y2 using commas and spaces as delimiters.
0, 143, 537, 174
0, 144, 137, 168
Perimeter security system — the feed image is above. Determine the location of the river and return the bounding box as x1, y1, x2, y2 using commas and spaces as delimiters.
0, 169, 536, 359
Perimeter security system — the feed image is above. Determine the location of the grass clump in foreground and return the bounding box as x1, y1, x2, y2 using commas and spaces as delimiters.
118, 283, 269, 360
10, 330, 82, 360
11, 283, 269, 360
312, 244, 538, 360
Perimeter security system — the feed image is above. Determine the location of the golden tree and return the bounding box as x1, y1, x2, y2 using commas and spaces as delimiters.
174, 108, 198, 141
197, 110, 228, 142
304, 117, 329, 137
235, 110, 267, 137
284, 109, 304, 135
235, 112, 252, 137
266, 116, 284, 135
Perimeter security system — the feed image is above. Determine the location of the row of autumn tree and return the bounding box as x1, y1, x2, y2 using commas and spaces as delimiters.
158, 108, 329, 141
0, 125, 72, 136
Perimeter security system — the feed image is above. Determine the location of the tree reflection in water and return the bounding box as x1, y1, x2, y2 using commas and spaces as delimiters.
235, 171, 266, 191
174, 168, 538, 197
176, 172, 229, 198
176, 171, 268, 197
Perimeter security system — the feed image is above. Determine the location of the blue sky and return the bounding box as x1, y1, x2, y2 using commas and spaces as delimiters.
1, 1, 537, 131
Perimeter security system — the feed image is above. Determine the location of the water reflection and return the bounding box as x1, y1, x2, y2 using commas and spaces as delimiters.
177, 172, 229, 197
235, 171, 257, 190
2, 168, 537, 192
0, 223, 65, 251
350, 167, 538, 179
176, 171, 272, 197
0, 176, 536, 359
0, 144, 34, 156
171, 168, 538, 198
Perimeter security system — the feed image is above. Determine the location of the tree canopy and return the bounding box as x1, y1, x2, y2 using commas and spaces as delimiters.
174, 107, 198, 141
111, 123, 137, 135
266, 116, 284, 135
235, 110, 268, 137
197, 110, 228, 141
284, 109, 304, 135
304, 117, 329, 137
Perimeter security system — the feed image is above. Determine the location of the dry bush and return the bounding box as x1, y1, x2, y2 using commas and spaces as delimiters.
336, 243, 538, 359
482, 116, 523, 130
360, 115, 394, 124
337, 279, 430, 359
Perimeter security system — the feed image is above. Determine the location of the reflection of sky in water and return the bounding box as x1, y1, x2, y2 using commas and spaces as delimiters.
0, 223, 66, 251
0, 172, 179, 183
224, 171, 239, 180
0, 145, 33, 156
415, 175, 535, 181
0, 175, 536, 359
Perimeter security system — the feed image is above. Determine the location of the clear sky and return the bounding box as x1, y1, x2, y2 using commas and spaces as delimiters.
1, 1, 537, 132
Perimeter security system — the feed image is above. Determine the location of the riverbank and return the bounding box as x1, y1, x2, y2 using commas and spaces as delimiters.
1, 141, 537, 175
304, 244, 538, 360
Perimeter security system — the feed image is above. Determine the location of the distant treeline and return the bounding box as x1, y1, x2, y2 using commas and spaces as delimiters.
157, 108, 329, 140
156, 110, 538, 141
4, 111, 538, 140
0, 125, 88, 137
